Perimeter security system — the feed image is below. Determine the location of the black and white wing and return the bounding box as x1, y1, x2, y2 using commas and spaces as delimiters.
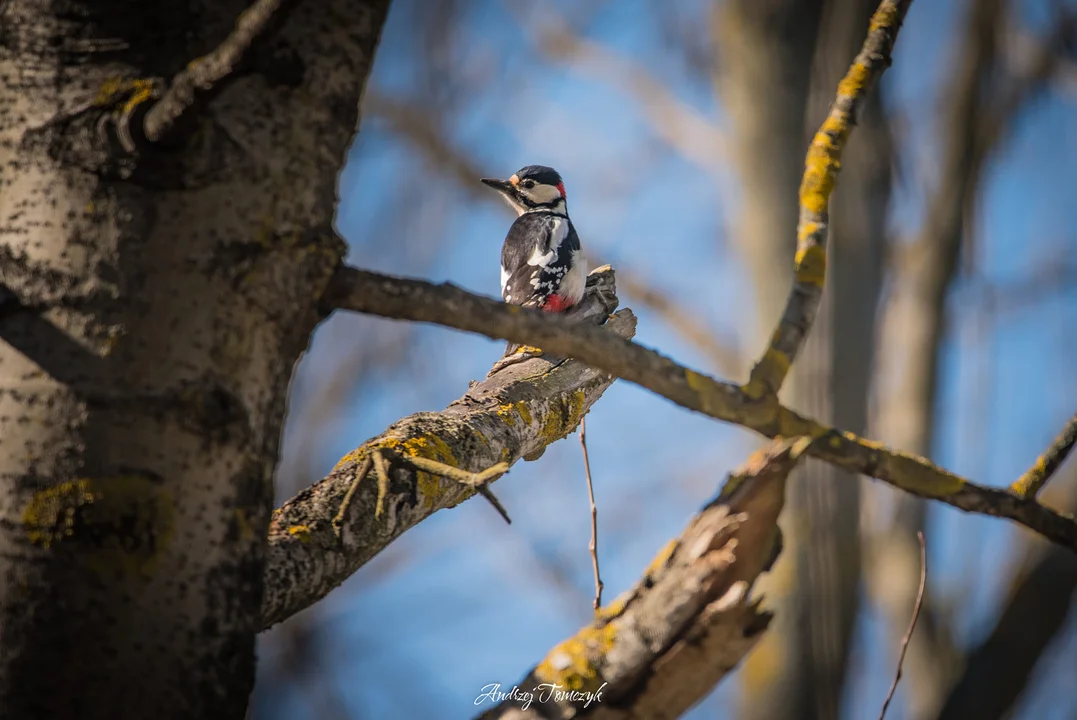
499, 212, 579, 308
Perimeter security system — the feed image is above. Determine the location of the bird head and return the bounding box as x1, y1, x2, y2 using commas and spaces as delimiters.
481, 165, 567, 216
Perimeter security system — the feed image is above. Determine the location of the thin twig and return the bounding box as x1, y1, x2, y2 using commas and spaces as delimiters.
401, 454, 512, 524
879, 530, 927, 720
371, 450, 392, 520
332, 456, 372, 539
579, 417, 603, 609
1011, 409, 1077, 498
143, 0, 298, 142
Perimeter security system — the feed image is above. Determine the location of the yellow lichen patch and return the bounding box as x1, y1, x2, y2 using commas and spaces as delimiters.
23, 475, 175, 577
516, 401, 534, 427
798, 220, 822, 241
644, 539, 678, 581
536, 389, 589, 445
799, 144, 840, 215
685, 368, 738, 417
95, 77, 157, 114
534, 621, 617, 693
332, 447, 368, 472
744, 348, 792, 400
869, 1, 900, 33
496, 404, 517, 427
23, 479, 96, 549
496, 400, 536, 430
593, 592, 629, 622
378, 434, 459, 511
287, 525, 313, 543
836, 61, 871, 104
794, 244, 827, 287
1012, 455, 1051, 497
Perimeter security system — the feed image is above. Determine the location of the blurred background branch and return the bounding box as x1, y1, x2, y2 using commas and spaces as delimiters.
252, 0, 1077, 717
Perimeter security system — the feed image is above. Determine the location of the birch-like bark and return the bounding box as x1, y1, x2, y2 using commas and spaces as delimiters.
0, 1, 388, 716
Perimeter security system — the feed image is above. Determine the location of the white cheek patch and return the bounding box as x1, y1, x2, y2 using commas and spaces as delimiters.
528, 184, 562, 205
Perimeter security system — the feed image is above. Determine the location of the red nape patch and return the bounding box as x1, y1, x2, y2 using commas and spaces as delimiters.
543, 295, 574, 312
557, 181, 567, 199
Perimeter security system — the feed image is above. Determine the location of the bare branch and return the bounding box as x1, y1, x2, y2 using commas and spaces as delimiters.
475, 437, 811, 719
745, 0, 912, 399
143, 0, 300, 142
879, 530, 926, 720
1011, 410, 1077, 499
400, 454, 512, 523
261, 268, 632, 628
579, 419, 603, 610
321, 262, 1077, 553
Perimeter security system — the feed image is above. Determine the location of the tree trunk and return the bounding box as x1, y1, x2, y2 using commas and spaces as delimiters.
715, 1, 892, 718
0, 1, 388, 717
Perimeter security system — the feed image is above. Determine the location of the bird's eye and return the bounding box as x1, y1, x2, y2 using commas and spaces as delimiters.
522, 180, 535, 189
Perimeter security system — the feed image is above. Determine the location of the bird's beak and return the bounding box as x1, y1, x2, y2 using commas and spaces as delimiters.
481, 178, 514, 194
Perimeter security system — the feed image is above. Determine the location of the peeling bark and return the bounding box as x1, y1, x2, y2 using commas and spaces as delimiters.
475, 437, 810, 720
0, 1, 389, 717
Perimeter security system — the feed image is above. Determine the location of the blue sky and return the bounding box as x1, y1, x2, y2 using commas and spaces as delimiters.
253, 1, 1077, 718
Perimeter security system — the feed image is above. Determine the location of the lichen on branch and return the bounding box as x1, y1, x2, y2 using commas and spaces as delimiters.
261, 268, 635, 628
744, 0, 912, 400
475, 437, 811, 719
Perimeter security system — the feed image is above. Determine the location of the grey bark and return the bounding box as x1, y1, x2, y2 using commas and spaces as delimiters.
0, 1, 388, 717
867, 1, 1069, 715
476, 437, 810, 720
786, 1, 892, 717
262, 269, 633, 627
714, 1, 890, 717
713, 7, 822, 716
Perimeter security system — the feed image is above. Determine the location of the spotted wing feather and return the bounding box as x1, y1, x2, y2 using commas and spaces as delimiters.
498, 212, 582, 359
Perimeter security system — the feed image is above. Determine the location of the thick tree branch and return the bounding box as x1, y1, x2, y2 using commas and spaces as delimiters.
261, 268, 633, 628
320, 263, 1077, 553
475, 437, 810, 719
142, 0, 299, 142
1010, 410, 1077, 499
745, 0, 911, 399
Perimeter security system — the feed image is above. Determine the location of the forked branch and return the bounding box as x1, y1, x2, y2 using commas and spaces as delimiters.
744, 0, 912, 399
143, 0, 300, 142
322, 263, 1077, 553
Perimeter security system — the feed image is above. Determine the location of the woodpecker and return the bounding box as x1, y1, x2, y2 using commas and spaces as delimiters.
481, 165, 587, 366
